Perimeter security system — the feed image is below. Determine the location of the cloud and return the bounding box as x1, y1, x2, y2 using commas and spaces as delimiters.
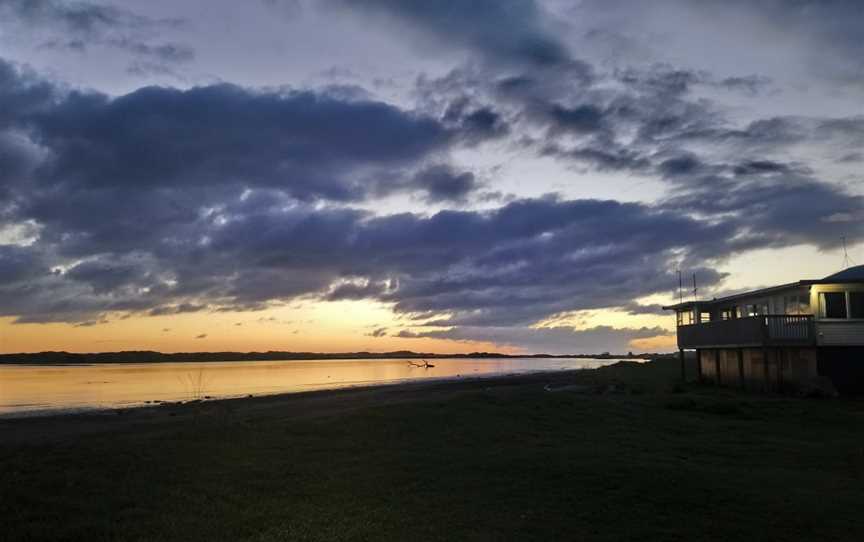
687, 0, 864, 87
409, 164, 479, 203
397, 325, 670, 355
331, 0, 578, 70
147, 303, 208, 317
26, 83, 453, 203
1, 0, 863, 356
0, 0, 192, 73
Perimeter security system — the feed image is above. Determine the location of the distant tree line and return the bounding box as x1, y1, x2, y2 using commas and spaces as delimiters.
0, 350, 664, 365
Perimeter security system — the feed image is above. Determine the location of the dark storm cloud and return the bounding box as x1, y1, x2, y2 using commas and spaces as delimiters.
0, 58, 480, 230
0, 245, 49, 283
28, 84, 451, 201
4, 134, 858, 328
198, 195, 736, 328
65, 257, 151, 294
324, 280, 390, 302
0, 60, 59, 125
440, 99, 510, 143
4, 181, 734, 327
541, 143, 651, 172
662, 168, 864, 252
331, 0, 577, 70
413, 54, 862, 263
409, 165, 479, 203
415, 62, 727, 177
148, 303, 208, 317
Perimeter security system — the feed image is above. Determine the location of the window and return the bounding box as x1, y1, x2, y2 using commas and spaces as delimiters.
721, 307, 737, 320
820, 292, 848, 319
850, 292, 864, 319
744, 303, 768, 317
784, 294, 810, 315
677, 310, 694, 326
700, 312, 711, 323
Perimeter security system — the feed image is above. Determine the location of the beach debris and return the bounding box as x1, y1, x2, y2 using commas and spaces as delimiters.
408, 359, 436, 369
543, 383, 593, 394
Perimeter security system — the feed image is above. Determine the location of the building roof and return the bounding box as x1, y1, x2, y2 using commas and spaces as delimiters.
822, 264, 864, 282
662, 265, 864, 311
662, 282, 801, 311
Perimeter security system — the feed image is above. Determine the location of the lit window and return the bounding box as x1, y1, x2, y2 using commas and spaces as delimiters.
677, 310, 694, 326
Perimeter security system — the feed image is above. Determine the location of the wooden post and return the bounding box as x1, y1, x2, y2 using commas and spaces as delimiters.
696, 349, 702, 383
679, 349, 686, 382
777, 348, 783, 391
762, 347, 770, 392
715, 349, 722, 385
737, 348, 745, 389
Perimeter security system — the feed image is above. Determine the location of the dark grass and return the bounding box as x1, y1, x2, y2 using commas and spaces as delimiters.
3, 359, 864, 541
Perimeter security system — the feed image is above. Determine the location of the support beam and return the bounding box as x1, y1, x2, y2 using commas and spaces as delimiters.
715, 349, 721, 385
696, 349, 702, 383
777, 348, 783, 390
737, 348, 745, 389
679, 349, 686, 382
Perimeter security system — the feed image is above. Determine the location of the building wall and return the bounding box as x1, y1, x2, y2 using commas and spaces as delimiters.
817, 321, 864, 346
698, 347, 818, 389
812, 283, 864, 347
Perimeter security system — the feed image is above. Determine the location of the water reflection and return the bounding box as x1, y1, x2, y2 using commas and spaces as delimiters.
0, 357, 623, 417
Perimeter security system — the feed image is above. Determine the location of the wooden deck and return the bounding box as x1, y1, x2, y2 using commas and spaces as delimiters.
677, 315, 815, 349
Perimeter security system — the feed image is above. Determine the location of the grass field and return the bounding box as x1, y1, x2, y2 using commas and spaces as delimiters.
3, 359, 864, 541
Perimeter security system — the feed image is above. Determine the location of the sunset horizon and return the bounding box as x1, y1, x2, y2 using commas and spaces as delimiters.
1, 1, 862, 358
4, 2, 864, 540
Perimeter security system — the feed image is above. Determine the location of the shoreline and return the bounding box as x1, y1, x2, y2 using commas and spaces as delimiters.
0, 364, 637, 445
0, 351, 659, 365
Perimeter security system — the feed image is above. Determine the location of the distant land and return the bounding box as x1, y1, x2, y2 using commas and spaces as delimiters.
0, 350, 662, 365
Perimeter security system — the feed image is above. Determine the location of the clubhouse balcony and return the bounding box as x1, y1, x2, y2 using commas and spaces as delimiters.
675, 314, 815, 349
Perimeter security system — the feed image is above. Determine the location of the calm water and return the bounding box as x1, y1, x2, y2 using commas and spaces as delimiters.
0, 357, 624, 417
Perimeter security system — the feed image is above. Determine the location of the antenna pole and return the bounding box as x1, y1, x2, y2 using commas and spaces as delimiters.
677, 269, 683, 305
692, 273, 697, 303
841, 236, 856, 269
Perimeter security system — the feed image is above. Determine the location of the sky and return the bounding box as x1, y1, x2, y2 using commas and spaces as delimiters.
0, 0, 862, 355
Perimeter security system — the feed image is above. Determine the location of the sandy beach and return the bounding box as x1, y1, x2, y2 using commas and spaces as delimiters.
5, 358, 864, 541
0, 366, 602, 446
